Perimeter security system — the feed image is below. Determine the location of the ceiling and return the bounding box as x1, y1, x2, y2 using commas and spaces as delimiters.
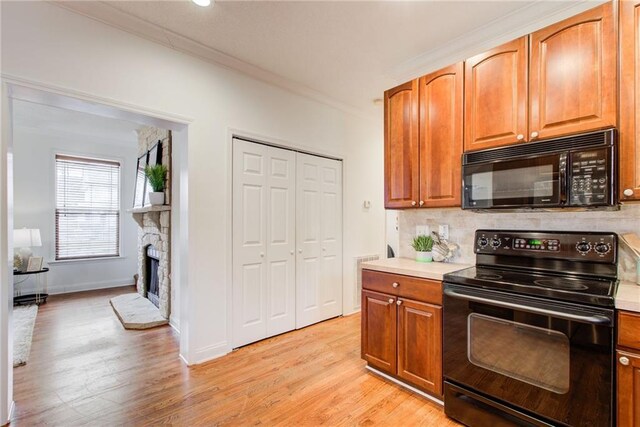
13, 99, 142, 146
57, 1, 602, 117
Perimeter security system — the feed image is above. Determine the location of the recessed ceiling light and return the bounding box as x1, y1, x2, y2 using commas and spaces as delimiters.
192, 0, 211, 7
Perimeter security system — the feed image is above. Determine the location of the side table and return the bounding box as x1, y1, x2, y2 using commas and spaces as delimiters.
13, 267, 49, 305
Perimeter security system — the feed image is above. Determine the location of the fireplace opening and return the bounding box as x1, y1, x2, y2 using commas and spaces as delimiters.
145, 245, 160, 308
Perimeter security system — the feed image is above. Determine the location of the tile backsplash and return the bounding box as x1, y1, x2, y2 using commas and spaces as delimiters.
397, 204, 640, 282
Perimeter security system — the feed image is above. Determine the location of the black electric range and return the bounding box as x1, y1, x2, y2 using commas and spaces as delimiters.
442, 230, 618, 427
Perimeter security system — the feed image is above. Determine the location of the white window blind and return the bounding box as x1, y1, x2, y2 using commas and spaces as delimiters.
55, 155, 121, 260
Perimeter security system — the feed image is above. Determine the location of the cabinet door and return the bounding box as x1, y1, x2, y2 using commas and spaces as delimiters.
397, 298, 442, 396
361, 290, 397, 374
529, 3, 616, 141
464, 37, 528, 151
620, 0, 640, 201
617, 350, 640, 427
418, 63, 463, 207
384, 80, 419, 208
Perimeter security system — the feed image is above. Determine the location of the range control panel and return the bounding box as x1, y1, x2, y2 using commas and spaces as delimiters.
475, 230, 617, 262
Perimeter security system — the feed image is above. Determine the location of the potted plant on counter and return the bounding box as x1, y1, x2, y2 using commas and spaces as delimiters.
145, 164, 167, 206
412, 234, 434, 263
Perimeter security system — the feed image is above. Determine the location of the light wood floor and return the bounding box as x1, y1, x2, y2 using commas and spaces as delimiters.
11, 286, 457, 425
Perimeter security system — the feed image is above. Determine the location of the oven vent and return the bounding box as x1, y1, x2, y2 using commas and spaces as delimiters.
354, 255, 379, 309
464, 128, 616, 164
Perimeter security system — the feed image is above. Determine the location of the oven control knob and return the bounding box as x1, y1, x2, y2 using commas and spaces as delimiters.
594, 243, 611, 254
477, 237, 489, 248
576, 242, 591, 253
490, 238, 501, 249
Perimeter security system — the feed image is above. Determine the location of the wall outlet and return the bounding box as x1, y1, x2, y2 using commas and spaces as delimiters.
438, 224, 450, 240
416, 225, 429, 236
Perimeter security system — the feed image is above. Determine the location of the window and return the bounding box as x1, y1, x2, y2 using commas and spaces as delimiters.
55, 154, 121, 260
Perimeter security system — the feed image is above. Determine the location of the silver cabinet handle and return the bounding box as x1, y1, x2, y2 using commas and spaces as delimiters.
388, 298, 394, 304
392, 282, 399, 288
624, 188, 634, 197
411, 201, 417, 206
530, 131, 539, 139
620, 356, 630, 366
290, 250, 294, 255
396, 300, 403, 306
260, 252, 265, 257
516, 134, 524, 140
419, 200, 424, 206
298, 249, 302, 254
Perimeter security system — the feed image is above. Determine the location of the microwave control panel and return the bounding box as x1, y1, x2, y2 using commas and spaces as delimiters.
569, 148, 612, 206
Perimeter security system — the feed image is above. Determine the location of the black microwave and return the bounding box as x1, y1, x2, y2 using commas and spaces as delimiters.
462, 129, 617, 210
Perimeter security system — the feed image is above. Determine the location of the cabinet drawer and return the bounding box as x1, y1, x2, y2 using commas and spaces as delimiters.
618, 311, 640, 350
362, 269, 442, 305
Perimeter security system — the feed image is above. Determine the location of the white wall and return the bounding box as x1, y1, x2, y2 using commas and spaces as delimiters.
12, 126, 138, 295
0, 0, 385, 376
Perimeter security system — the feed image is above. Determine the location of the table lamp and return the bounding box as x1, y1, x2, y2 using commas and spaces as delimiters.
14, 228, 42, 271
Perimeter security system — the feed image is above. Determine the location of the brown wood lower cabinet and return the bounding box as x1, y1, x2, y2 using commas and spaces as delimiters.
361, 269, 443, 398
618, 310, 640, 427
617, 350, 640, 427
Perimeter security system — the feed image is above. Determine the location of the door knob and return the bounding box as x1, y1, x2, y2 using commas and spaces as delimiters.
411, 201, 417, 206
396, 300, 403, 306
516, 134, 524, 141
392, 282, 399, 288
388, 298, 394, 304
530, 131, 539, 139
290, 250, 294, 255
620, 356, 630, 366
624, 188, 634, 197
298, 249, 302, 254
419, 201, 424, 206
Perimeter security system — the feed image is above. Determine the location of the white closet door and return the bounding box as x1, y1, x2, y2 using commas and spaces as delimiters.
233, 140, 268, 347
296, 153, 343, 329
233, 140, 296, 347
265, 146, 296, 337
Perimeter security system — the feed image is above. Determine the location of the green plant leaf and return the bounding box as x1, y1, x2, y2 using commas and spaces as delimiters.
144, 164, 168, 192
411, 234, 433, 252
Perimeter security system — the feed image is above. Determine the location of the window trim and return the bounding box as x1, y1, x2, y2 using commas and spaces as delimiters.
54, 152, 123, 261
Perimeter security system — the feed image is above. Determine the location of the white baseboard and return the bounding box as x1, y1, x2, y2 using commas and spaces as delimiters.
36, 279, 134, 295
169, 316, 180, 334
366, 366, 444, 406
191, 341, 230, 365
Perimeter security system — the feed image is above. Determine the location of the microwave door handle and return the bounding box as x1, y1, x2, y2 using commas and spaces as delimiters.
559, 153, 568, 205
443, 288, 611, 325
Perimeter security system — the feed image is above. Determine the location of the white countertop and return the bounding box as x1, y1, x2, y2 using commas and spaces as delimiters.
361, 257, 472, 281
616, 281, 640, 313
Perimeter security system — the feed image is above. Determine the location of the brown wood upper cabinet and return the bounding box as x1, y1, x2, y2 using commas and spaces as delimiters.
620, 0, 640, 201
529, 2, 616, 141
384, 80, 419, 208
419, 63, 463, 207
464, 2, 616, 152
464, 37, 528, 151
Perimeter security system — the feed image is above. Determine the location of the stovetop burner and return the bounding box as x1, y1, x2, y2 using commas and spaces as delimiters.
444, 266, 617, 307
532, 278, 589, 290
477, 273, 503, 280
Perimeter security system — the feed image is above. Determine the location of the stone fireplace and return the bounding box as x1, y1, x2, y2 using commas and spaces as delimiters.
132, 126, 172, 320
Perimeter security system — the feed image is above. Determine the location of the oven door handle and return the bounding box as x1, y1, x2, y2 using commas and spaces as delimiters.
443, 288, 612, 325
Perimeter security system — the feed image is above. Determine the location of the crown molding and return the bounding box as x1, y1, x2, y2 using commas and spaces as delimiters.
390, 0, 608, 83
51, 1, 375, 121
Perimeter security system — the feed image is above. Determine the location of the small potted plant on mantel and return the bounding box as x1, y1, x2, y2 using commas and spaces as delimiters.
145, 164, 168, 206
411, 234, 434, 263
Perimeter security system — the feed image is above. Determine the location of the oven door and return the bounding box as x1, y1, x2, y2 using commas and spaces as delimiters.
462, 153, 566, 209
443, 284, 613, 427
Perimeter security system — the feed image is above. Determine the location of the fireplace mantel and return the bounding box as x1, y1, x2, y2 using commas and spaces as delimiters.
128, 205, 171, 228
